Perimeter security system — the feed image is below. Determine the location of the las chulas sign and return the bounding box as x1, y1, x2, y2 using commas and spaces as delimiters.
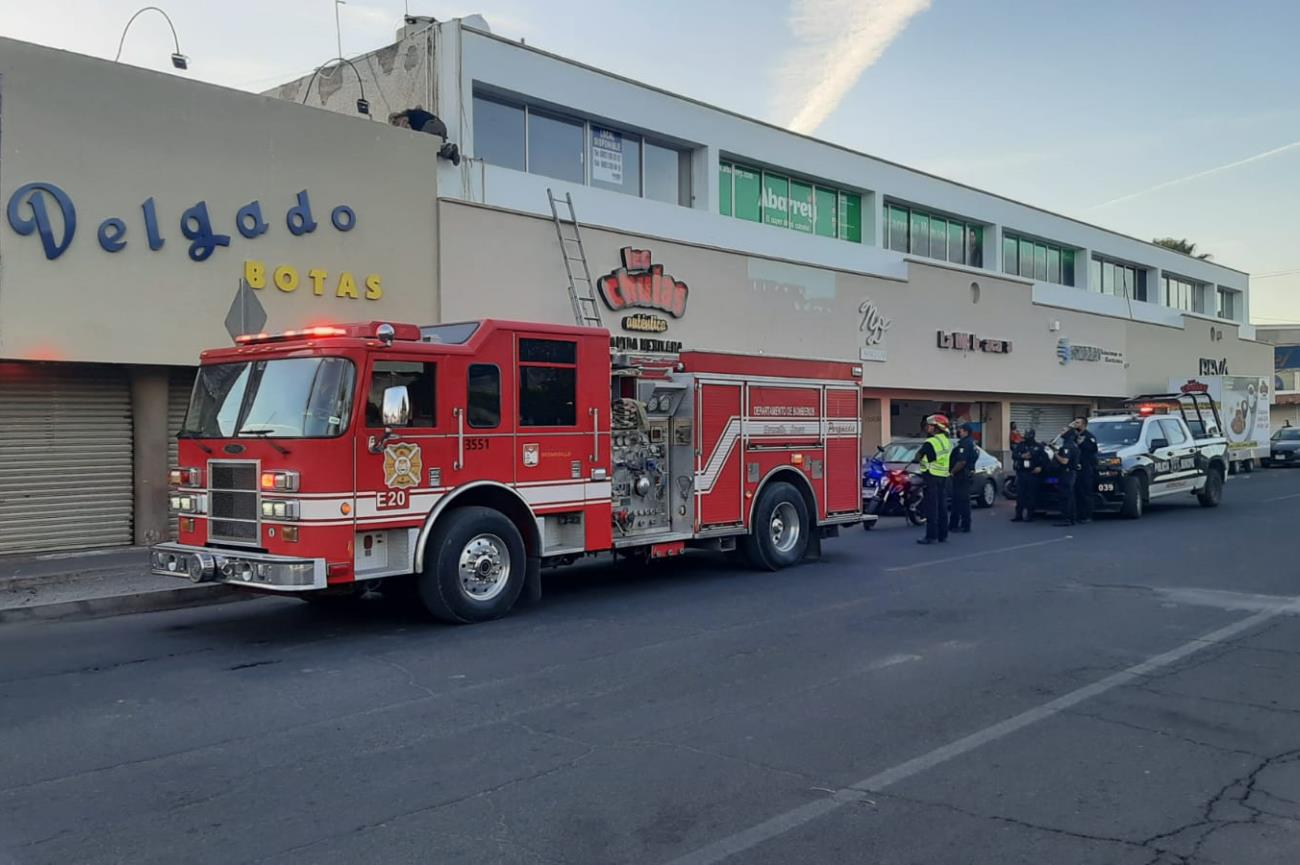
5, 182, 358, 263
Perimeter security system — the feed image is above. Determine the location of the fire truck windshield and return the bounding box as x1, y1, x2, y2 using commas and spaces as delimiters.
180, 357, 356, 439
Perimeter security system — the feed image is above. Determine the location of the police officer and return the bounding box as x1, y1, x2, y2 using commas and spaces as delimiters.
1011, 429, 1045, 522
916, 414, 952, 545
1054, 433, 1080, 527
949, 423, 978, 534
1072, 417, 1098, 524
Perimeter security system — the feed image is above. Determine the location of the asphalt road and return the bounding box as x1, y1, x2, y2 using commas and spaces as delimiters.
4, 470, 1300, 865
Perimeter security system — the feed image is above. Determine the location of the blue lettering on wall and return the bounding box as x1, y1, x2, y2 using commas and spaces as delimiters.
330, 205, 356, 232
179, 201, 231, 262
4, 183, 357, 262
236, 200, 269, 239
97, 217, 128, 252
142, 197, 165, 251
5, 182, 77, 260
286, 190, 317, 236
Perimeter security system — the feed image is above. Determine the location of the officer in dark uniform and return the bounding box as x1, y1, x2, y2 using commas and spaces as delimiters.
1011, 429, 1045, 522
1054, 433, 1080, 526
1073, 417, 1098, 523
916, 414, 952, 545
949, 423, 978, 534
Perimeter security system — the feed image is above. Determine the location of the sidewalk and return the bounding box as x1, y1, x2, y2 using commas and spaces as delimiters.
0, 546, 246, 624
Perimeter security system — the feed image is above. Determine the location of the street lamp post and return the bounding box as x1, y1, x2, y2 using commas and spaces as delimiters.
114, 6, 189, 70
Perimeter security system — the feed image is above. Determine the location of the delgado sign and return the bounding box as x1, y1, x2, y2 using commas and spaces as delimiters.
5, 181, 358, 263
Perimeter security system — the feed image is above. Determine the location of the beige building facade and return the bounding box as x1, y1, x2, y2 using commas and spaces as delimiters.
0, 28, 1274, 554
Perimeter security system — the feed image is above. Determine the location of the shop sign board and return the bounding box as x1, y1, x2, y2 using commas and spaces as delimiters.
858, 298, 891, 362
1056, 337, 1124, 366
937, 330, 1012, 354
598, 247, 687, 355
590, 127, 624, 185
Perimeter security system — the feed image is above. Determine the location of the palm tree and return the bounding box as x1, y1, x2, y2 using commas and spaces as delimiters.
1153, 237, 1213, 260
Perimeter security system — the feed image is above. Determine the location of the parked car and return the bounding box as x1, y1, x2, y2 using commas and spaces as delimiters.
873, 438, 1003, 508
1264, 426, 1300, 467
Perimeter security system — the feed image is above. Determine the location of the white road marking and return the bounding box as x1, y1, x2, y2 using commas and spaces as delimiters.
661, 604, 1296, 865
866, 653, 922, 670
1264, 492, 1300, 503
884, 537, 1072, 573
1155, 587, 1300, 613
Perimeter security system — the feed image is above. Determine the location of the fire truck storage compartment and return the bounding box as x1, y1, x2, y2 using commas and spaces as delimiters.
0, 363, 135, 554
610, 376, 693, 545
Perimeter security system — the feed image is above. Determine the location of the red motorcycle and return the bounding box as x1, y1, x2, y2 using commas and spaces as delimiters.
864, 457, 926, 527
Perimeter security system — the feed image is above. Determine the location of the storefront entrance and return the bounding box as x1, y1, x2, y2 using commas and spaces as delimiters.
892, 399, 992, 445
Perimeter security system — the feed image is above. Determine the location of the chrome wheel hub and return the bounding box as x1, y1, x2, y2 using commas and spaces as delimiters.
770, 502, 801, 553
458, 534, 511, 601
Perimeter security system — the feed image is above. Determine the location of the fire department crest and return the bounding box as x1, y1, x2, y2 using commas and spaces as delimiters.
382, 443, 423, 490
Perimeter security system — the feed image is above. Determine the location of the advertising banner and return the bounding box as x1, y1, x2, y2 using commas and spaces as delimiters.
1170, 375, 1270, 460
591, 127, 624, 185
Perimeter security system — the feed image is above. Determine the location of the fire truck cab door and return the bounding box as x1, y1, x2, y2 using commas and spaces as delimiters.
356, 356, 445, 525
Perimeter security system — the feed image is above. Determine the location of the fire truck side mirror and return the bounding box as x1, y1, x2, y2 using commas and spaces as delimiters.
381, 386, 412, 427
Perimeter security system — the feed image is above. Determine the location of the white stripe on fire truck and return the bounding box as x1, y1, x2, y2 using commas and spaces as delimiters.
695, 418, 860, 494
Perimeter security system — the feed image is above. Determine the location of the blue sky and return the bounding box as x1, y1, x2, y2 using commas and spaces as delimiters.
4, 0, 1298, 322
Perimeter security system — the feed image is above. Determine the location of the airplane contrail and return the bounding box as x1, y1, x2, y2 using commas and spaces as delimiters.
1088, 139, 1300, 210
777, 0, 931, 135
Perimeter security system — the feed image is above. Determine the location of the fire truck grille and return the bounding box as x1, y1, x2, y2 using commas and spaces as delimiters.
208, 461, 259, 545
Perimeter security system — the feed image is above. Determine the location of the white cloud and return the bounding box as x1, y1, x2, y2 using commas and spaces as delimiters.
774, 0, 930, 135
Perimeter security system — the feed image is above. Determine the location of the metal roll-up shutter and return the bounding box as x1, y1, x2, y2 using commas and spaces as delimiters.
0, 364, 134, 554
1010, 403, 1076, 439
167, 368, 197, 540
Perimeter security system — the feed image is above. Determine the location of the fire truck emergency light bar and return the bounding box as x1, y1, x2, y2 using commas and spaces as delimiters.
234, 322, 421, 345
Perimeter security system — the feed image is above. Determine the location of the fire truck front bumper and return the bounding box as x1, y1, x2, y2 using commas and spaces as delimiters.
150, 543, 327, 591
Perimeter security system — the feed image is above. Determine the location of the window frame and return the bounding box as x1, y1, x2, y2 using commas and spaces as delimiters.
517, 338, 579, 429
366, 360, 437, 430
466, 363, 502, 430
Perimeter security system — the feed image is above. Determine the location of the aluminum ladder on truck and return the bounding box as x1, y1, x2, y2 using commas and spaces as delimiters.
547, 189, 604, 329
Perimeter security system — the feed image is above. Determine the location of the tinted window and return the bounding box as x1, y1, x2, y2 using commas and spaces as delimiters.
1273, 428, 1300, 441
1062, 250, 1076, 286
947, 221, 965, 264
1003, 236, 1018, 274
929, 217, 947, 260
909, 212, 929, 256
719, 163, 733, 216
1160, 418, 1188, 445
1048, 247, 1061, 284
472, 95, 525, 171
1034, 244, 1048, 281
527, 110, 583, 183
967, 226, 983, 267
888, 206, 909, 252
467, 364, 500, 429
645, 141, 686, 205
1019, 239, 1035, 278
1091, 420, 1143, 446
519, 368, 576, 426
368, 362, 435, 428
520, 339, 576, 364
733, 165, 761, 222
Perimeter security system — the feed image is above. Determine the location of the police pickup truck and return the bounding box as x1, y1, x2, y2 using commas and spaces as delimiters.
1085, 393, 1229, 518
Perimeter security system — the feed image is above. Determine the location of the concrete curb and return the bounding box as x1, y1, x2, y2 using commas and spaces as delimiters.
0, 584, 252, 625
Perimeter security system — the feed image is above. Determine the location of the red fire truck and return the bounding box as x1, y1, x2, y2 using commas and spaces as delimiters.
152, 319, 866, 622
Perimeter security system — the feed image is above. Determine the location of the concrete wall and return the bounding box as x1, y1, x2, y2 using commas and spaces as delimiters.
0, 37, 441, 365
439, 200, 1269, 405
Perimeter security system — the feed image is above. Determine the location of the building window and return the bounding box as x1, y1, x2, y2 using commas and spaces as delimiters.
886, 202, 983, 266
472, 95, 525, 171
1217, 287, 1240, 321
367, 362, 436, 428
473, 91, 691, 206
1003, 232, 1075, 287
527, 110, 584, 184
518, 339, 577, 427
721, 160, 861, 243
1160, 274, 1213, 313
1090, 256, 1146, 300
467, 364, 500, 429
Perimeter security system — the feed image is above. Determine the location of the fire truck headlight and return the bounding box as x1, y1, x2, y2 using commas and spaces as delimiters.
261, 499, 300, 520
260, 471, 300, 492
171, 493, 207, 515
169, 467, 203, 487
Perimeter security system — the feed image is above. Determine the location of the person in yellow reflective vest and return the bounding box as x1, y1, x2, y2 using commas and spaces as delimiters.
916, 413, 953, 545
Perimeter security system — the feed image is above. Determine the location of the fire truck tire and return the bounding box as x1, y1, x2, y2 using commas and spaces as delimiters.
741, 482, 810, 571
419, 507, 526, 623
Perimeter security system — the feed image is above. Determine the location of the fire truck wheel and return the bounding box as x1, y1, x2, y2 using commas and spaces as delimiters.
741, 482, 811, 571
420, 507, 526, 623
